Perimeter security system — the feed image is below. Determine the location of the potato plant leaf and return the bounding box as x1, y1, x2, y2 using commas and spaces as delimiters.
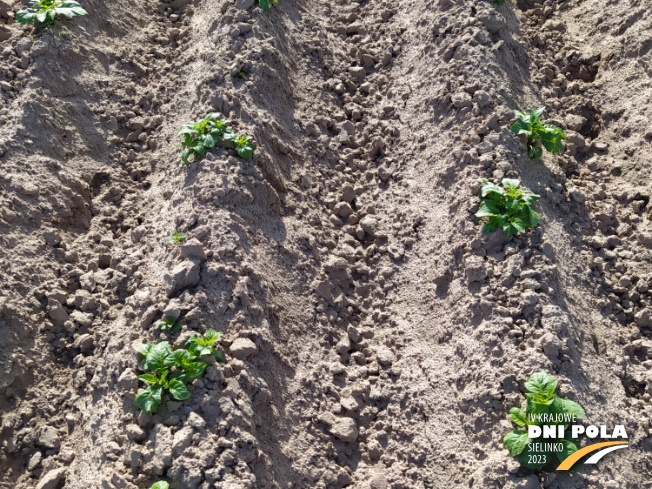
135, 384, 163, 413
550, 395, 585, 421
509, 407, 528, 427
503, 430, 530, 456
143, 342, 176, 371
168, 379, 190, 400
151, 482, 169, 489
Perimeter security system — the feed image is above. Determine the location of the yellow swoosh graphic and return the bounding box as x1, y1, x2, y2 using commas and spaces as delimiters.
556, 441, 628, 470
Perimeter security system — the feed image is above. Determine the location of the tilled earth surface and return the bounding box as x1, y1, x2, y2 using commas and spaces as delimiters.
0, 0, 651, 488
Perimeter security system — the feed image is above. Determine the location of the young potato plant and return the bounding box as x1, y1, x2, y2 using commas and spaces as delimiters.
135, 342, 207, 413
159, 316, 181, 333
151, 482, 169, 489
511, 107, 566, 159
259, 0, 278, 11
225, 134, 255, 159
186, 329, 225, 362
504, 372, 585, 470
166, 231, 187, 245
17, 0, 87, 26
475, 179, 540, 236
179, 113, 233, 166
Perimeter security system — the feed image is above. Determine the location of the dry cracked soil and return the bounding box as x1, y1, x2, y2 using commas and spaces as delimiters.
0, 0, 651, 488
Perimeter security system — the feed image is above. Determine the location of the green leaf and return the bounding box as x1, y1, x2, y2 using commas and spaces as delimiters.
503, 430, 530, 456
550, 395, 585, 421
144, 342, 176, 371
540, 135, 565, 153
502, 178, 520, 190
528, 208, 540, 227
511, 119, 532, 136
532, 107, 546, 119
36, 11, 47, 22
224, 131, 238, 143
186, 341, 201, 359
178, 361, 206, 381
139, 343, 154, 357
16, 9, 38, 23
511, 218, 526, 234
475, 200, 500, 218
179, 125, 196, 136
526, 372, 557, 395
151, 482, 170, 489
480, 180, 504, 197
509, 407, 528, 427
481, 221, 498, 233
173, 349, 193, 366
556, 439, 578, 463
182, 150, 192, 166
526, 398, 551, 414
214, 349, 226, 362
528, 145, 543, 159
236, 144, 253, 159
202, 133, 216, 148
203, 329, 221, 345
55, 3, 88, 16
135, 385, 163, 413
168, 379, 191, 401
502, 222, 518, 236
138, 374, 159, 385
259, 0, 271, 10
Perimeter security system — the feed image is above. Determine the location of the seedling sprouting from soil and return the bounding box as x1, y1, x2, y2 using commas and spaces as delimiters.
504, 372, 585, 470
511, 107, 566, 159
225, 134, 255, 159
159, 316, 181, 332
179, 113, 233, 166
151, 483, 169, 489
234, 71, 246, 79
259, 0, 278, 11
166, 231, 186, 245
135, 341, 208, 413
475, 179, 540, 236
16, 0, 87, 26
186, 329, 225, 362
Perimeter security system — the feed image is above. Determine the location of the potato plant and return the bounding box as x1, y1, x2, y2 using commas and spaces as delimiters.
186, 329, 225, 362
17, 0, 87, 26
475, 179, 540, 236
511, 107, 566, 159
165, 231, 186, 245
225, 134, 255, 159
151, 483, 169, 489
179, 113, 233, 166
136, 331, 225, 413
159, 316, 181, 332
135, 342, 201, 413
179, 113, 255, 165
504, 372, 585, 470
259, 0, 278, 11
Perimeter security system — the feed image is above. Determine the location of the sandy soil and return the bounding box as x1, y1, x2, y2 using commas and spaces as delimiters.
0, 0, 651, 488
